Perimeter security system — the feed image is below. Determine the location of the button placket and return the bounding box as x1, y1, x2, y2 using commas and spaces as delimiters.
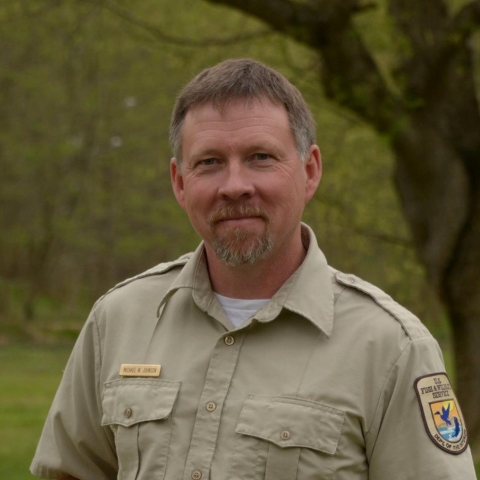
182, 330, 246, 480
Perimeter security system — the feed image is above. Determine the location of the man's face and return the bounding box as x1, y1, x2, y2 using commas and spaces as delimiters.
171, 99, 321, 267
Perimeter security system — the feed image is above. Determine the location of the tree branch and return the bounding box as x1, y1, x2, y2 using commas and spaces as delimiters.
388, 0, 480, 103
450, 0, 480, 41
387, 0, 450, 100
387, 0, 480, 167
206, 0, 325, 49
207, 0, 375, 47
352, 1, 377, 13
206, 0, 399, 130
95, 0, 272, 47
388, 0, 449, 53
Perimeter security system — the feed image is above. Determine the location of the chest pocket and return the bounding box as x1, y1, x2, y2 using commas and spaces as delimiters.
101, 378, 180, 480
231, 395, 345, 480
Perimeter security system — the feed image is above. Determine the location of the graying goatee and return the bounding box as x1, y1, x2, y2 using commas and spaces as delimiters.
208, 204, 272, 267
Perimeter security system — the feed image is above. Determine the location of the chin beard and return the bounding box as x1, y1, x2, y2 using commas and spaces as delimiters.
208, 204, 272, 267
212, 228, 273, 267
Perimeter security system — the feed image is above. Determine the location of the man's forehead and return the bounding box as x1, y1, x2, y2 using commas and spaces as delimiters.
185, 96, 286, 120
181, 100, 292, 147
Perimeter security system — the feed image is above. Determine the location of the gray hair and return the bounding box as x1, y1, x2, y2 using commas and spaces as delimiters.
169, 58, 316, 162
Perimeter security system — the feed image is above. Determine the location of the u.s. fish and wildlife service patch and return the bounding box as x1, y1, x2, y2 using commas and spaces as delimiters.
414, 373, 468, 454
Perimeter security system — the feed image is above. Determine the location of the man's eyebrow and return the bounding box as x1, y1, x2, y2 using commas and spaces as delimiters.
234, 137, 279, 150
188, 139, 282, 160
189, 147, 222, 159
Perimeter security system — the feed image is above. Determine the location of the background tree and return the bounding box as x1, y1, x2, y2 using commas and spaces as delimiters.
2, 0, 428, 339
202, 0, 480, 451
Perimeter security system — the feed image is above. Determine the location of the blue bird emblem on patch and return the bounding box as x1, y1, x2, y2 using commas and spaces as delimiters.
414, 373, 468, 454
431, 401, 462, 442
434, 403, 452, 426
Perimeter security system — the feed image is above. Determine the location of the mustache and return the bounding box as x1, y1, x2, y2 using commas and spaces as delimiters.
208, 204, 269, 225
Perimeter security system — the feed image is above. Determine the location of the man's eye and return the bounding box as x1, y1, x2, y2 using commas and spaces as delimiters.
252, 153, 271, 161
199, 158, 217, 166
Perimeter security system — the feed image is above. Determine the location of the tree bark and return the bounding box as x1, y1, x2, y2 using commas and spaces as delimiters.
206, 0, 480, 452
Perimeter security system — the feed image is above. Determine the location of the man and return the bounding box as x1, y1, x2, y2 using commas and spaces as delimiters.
31, 59, 476, 479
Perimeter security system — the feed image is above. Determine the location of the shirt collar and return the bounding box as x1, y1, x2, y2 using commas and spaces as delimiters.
278, 224, 334, 337
158, 224, 334, 337
157, 242, 220, 319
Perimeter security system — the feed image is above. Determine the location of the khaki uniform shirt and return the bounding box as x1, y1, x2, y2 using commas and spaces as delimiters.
31, 225, 476, 479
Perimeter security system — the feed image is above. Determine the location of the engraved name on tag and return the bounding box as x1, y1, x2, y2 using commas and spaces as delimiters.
119, 364, 161, 377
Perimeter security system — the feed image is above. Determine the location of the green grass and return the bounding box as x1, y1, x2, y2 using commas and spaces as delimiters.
0, 344, 479, 479
0, 345, 71, 480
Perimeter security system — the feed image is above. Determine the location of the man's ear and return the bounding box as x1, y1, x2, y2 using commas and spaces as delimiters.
304, 145, 322, 203
170, 158, 186, 209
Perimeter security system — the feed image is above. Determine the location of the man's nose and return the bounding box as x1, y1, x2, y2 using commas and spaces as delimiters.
217, 162, 255, 200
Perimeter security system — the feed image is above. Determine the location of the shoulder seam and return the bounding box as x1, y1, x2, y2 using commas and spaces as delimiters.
334, 271, 430, 341
328, 266, 348, 305
97, 254, 191, 303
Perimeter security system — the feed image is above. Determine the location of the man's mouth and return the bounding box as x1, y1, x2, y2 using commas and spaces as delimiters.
217, 216, 261, 226
208, 205, 267, 226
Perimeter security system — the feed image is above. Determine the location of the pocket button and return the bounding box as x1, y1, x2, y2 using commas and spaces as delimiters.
280, 430, 291, 440
191, 470, 202, 480
124, 407, 133, 418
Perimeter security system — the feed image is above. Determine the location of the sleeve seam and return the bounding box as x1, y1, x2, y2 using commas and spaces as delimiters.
365, 336, 440, 442
92, 309, 115, 453
365, 339, 413, 438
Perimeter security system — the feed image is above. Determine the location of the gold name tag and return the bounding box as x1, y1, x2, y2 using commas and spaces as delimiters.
119, 364, 161, 377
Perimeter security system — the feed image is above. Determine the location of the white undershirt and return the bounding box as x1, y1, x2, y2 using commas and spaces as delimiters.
214, 293, 270, 328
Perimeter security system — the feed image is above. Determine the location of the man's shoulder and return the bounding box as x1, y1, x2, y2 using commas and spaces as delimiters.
96, 252, 193, 305
329, 267, 431, 341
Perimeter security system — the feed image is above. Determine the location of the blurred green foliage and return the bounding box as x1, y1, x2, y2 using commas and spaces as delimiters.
0, 0, 448, 343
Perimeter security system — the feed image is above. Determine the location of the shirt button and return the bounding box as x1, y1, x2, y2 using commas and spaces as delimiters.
280, 430, 291, 440
347, 275, 355, 284
191, 470, 202, 480
224, 335, 235, 346
206, 401, 217, 412
124, 408, 132, 418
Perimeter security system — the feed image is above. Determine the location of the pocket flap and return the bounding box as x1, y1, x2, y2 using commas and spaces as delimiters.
236, 395, 344, 455
101, 379, 180, 427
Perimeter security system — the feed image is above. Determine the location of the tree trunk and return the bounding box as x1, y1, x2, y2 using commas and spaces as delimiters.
444, 190, 480, 453
392, 116, 480, 452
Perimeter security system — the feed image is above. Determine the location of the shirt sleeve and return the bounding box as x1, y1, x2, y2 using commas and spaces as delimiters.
30, 308, 118, 479
366, 336, 477, 479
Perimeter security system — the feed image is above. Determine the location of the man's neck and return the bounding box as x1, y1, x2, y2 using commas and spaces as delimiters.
205, 239, 307, 299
